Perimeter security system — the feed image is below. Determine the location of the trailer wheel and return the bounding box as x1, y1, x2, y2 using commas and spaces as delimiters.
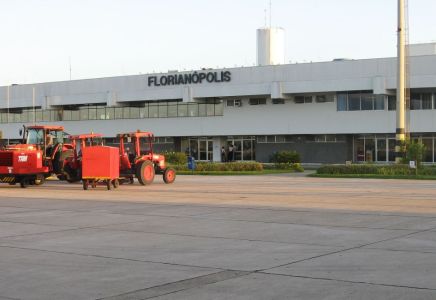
112, 179, 119, 189
106, 180, 112, 190
20, 178, 29, 188
136, 160, 155, 185
163, 168, 176, 184
83, 180, 89, 190
129, 176, 134, 184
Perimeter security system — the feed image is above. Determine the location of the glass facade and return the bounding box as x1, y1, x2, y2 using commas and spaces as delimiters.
354, 135, 436, 163
337, 91, 384, 111
0, 101, 224, 124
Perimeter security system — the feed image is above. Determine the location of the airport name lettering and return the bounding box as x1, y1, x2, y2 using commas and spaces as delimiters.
148, 71, 231, 87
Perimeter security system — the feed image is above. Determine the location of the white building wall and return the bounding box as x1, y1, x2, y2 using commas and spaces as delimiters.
1, 55, 436, 139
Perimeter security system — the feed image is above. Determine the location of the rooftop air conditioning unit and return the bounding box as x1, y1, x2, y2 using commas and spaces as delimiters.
234, 99, 242, 107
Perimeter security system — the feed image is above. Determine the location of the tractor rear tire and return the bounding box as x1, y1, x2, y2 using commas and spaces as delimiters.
163, 168, 176, 184
136, 160, 155, 185
20, 178, 29, 188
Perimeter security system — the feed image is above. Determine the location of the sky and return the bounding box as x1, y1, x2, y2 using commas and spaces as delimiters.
1, 0, 436, 85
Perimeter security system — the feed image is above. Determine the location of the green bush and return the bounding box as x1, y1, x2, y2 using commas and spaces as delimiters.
195, 162, 263, 172
315, 164, 436, 176
168, 162, 263, 172
272, 163, 304, 172
270, 151, 301, 164
403, 140, 426, 169
163, 152, 187, 165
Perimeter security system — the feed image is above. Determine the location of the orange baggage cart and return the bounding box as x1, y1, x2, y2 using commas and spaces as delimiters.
81, 146, 120, 190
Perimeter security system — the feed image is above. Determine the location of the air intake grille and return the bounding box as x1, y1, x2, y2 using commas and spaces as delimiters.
0, 152, 13, 166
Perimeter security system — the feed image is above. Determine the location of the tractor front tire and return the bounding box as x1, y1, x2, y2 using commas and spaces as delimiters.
34, 174, 45, 186
136, 160, 155, 185
163, 168, 176, 184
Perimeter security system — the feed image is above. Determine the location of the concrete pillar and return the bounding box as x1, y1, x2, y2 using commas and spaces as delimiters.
213, 137, 223, 162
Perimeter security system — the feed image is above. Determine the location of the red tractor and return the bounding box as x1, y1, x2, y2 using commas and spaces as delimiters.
62, 133, 104, 183
0, 125, 73, 188
117, 131, 176, 185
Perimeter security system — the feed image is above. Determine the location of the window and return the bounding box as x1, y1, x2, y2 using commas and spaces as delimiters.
388, 96, 396, 110
361, 94, 374, 110
337, 94, 347, 111
226, 99, 242, 107
249, 98, 267, 105
411, 93, 433, 110
422, 93, 432, 110
411, 93, 421, 110
294, 96, 304, 104
348, 94, 361, 111
375, 95, 385, 110
272, 98, 285, 104
315, 95, 326, 103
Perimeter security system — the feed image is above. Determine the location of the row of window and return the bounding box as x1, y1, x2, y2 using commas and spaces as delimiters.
337, 92, 385, 111
339, 92, 436, 111
103, 136, 174, 144
226, 94, 334, 108
0, 102, 224, 124
257, 134, 346, 143
354, 135, 436, 163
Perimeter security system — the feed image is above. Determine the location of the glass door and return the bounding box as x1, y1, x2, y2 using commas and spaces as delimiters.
189, 138, 213, 161
227, 137, 255, 161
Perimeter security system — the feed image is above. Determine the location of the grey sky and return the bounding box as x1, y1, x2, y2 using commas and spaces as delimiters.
1, 0, 435, 85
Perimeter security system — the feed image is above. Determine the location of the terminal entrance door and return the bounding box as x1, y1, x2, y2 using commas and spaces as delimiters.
188, 138, 213, 161
227, 137, 255, 161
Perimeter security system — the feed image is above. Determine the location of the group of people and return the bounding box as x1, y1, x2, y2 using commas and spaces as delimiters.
221, 144, 236, 162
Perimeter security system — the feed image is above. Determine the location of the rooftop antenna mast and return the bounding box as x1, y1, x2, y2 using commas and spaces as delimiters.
69, 57, 72, 80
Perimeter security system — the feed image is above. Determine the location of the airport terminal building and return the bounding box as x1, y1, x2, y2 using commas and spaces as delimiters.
1, 42, 436, 164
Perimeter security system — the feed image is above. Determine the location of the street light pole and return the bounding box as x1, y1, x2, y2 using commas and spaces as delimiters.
395, 0, 406, 163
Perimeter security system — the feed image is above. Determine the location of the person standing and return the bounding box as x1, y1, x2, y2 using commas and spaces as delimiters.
221, 146, 227, 162
228, 144, 234, 162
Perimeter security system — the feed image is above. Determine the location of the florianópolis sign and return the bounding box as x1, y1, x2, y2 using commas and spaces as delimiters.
148, 71, 231, 87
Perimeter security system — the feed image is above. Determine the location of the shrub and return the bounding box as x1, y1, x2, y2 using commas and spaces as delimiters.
195, 162, 263, 172
315, 164, 436, 176
404, 140, 426, 168
163, 152, 187, 165
273, 163, 304, 172
270, 151, 301, 164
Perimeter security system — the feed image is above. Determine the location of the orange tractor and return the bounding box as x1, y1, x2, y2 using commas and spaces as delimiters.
62, 133, 104, 183
0, 125, 74, 187
118, 131, 176, 185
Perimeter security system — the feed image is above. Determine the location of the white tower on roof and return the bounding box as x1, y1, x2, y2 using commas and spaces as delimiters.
256, 27, 285, 66
256, 1, 285, 66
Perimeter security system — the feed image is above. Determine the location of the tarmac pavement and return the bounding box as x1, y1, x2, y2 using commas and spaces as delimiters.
1, 174, 436, 299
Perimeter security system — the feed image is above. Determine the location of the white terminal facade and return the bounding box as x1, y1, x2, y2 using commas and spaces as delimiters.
1, 40, 436, 164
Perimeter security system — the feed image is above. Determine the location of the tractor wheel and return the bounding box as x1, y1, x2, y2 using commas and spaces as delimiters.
106, 180, 112, 190
20, 178, 29, 188
112, 179, 120, 189
83, 180, 89, 190
136, 160, 155, 185
163, 168, 176, 184
64, 164, 80, 183
34, 174, 45, 186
